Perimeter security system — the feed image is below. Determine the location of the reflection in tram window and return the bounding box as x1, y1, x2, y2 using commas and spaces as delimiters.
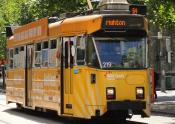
14, 47, 19, 68
42, 41, 49, 67
95, 38, 146, 69
19, 46, 25, 68
49, 39, 57, 67
35, 43, 42, 67
9, 49, 14, 69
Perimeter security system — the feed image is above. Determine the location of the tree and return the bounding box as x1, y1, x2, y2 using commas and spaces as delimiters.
148, 0, 175, 30
29, 0, 87, 19
0, 0, 31, 60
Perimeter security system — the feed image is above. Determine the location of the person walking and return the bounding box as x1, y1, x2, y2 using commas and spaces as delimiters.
154, 71, 159, 99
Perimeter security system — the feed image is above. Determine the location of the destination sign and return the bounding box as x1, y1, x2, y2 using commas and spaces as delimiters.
105, 19, 126, 27
102, 16, 145, 30
129, 5, 147, 15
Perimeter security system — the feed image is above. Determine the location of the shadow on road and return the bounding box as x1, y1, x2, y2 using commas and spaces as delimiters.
152, 112, 175, 118
3, 108, 147, 124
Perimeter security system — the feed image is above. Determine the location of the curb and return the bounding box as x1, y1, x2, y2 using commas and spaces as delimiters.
152, 110, 175, 116
152, 103, 175, 110
151, 103, 175, 115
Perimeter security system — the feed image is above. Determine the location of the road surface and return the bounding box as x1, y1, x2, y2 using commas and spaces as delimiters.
0, 94, 174, 124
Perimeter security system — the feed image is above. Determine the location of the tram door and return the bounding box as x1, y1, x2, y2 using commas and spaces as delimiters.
63, 39, 74, 115
25, 44, 33, 107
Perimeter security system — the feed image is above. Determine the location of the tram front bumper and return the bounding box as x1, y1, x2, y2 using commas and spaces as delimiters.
107, 100, 146, 111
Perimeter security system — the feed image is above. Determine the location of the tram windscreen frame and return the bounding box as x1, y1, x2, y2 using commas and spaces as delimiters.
86, 32, 147, 70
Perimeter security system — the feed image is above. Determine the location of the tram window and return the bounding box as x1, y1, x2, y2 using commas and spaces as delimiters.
43, 41, 48, 49
36, 43, 41, 51
19, 46, 25, 68
50, 40, 57, 49
9, 49, 14, 69
14, 48, 19, 68
20, 46, 24, 51
42, 41, 49, 67
15, 48, 19, 54
76, 37, 85, 65
49, 39, 57, 67
35, 43, 42, 67
56, 39, 61, 66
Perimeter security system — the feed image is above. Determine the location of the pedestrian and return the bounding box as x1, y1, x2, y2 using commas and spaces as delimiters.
0, 72, 2, 78
154, 71, 159, 99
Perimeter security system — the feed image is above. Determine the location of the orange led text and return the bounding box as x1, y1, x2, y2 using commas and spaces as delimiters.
106, 19, 126, 26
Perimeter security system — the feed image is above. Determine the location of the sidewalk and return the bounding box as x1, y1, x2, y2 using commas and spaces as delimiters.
0, 92, 6, 105
151, 90, 175, 115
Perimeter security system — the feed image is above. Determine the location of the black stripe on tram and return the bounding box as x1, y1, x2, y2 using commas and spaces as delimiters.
61, 38, 64, 114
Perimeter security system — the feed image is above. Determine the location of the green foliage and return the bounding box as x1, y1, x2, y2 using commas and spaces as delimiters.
0, 35, 6, 59
28, 0, 87, 19
147, 0, 175, 30
0, 0, 30, 59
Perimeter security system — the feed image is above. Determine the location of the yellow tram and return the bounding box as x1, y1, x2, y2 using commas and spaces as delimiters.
6, 3, 151, 120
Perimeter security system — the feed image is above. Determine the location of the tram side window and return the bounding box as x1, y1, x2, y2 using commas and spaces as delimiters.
35, 43, 42, 67
9, 49, 14, 69
76, 37, 85, 65
14, 48, 19, 68
42, 41, 49, 67
49, 39, 57, 67
19, 46, 25, 68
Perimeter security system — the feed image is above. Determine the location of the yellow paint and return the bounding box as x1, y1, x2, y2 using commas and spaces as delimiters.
6, 65, 151, 119
70, 66, 151, 118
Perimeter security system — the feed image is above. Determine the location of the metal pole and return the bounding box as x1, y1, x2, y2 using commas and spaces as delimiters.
1, 65, 5, 91
159, 32, 166, 92
158, 31, 166, 92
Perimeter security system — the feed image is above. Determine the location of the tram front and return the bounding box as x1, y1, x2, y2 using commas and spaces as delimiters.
85, 15, 150, 119
71, 14, 150, 120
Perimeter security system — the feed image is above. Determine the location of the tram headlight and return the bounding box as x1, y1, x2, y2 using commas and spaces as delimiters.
106, 87, 116, 100
136, 87, 144, 99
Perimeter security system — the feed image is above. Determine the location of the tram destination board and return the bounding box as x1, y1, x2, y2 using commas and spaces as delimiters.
102, 16, 145, 31
129, 5, 147, 15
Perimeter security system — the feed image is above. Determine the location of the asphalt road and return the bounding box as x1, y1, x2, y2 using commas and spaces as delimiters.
0, 107, 146, 124
0, 94, 174, 124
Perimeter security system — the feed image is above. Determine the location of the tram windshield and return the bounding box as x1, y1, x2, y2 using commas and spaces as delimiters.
87, 37, 147, 69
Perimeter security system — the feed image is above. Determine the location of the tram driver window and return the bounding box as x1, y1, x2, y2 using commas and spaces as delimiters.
76, 37, 85, 65
42, 41, 49, 67
86, 37, 99, 68
35, 43, 42, 67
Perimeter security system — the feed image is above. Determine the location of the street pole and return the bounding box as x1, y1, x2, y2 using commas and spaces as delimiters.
1, 65, 5, 91
0, 32, 7, 92
158, 31, 166, 92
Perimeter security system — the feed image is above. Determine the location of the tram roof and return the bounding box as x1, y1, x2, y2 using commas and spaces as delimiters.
7, 14, 147, 48
49, 14, 102, 37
